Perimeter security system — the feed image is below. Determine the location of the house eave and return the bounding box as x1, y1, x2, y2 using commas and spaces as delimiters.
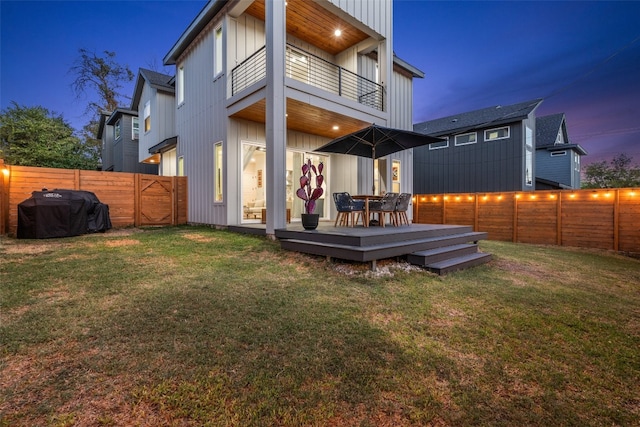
164, 0, 226, 66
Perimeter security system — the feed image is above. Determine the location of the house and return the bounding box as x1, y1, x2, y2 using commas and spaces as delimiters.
131, 68, 179, 176
535, 113, 587, 190
97, 108, 158, 174
157, 0, 423, 233
412, 99, 587, 194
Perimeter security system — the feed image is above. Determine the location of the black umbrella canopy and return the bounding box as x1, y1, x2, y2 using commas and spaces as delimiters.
315, 124, 444, 193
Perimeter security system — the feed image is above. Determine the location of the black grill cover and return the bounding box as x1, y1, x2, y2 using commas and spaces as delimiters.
17, 189, 112, 239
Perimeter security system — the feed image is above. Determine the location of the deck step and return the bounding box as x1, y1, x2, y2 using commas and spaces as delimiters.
424, 252, 492, 275
407, 243, 479, 266
279, 231, 488, 262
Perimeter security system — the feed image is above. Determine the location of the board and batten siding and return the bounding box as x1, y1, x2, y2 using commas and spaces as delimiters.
414, 121, 533, 194
137, 85, 176, 163
175, 15, 228, 226
327, 0, 391, 38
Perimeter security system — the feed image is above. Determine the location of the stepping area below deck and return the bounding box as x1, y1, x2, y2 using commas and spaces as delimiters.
271, 223, 491, 275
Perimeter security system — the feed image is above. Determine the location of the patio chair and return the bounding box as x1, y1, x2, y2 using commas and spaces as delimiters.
368, 192, 399, 227
394, 193, 412, 226
333, 192, 365, 227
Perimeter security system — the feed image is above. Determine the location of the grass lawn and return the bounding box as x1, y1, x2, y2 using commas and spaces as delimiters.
1, 226, 639, 426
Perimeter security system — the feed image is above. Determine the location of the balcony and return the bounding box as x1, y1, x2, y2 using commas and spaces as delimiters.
231, 44, 384, 112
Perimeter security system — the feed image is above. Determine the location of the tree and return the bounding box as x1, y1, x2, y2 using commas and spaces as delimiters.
0, 103, 99, 170
70, 48, 134, 116
70, 49, 134, 163
582, 153, 640, 188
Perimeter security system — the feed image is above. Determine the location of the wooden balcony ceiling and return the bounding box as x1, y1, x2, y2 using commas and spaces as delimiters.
245, 0, 370, 55
231, 98, 369, 139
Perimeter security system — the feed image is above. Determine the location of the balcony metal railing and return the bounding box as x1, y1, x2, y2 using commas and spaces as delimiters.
231, 44, 384, 112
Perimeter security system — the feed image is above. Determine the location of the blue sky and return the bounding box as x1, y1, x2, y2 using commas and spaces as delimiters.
2, 0, 639, 164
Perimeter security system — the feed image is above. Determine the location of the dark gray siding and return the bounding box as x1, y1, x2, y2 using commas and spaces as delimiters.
413, 122, 527, 194
536, 150, 570, 184
112, 115, 158, 174
101, 124, 115, 171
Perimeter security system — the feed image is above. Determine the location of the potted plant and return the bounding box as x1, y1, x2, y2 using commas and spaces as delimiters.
296, 158, 324, 230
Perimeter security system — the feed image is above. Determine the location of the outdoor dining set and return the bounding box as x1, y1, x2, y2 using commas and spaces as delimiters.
333, 192, 411, 228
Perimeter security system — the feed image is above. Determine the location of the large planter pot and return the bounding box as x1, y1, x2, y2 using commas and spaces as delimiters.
301, 213, 319, 230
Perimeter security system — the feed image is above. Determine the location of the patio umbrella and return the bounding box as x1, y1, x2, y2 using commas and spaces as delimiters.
315, 124, 445, 193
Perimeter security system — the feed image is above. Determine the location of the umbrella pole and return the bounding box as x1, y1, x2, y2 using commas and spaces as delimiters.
371, 145, 376, 194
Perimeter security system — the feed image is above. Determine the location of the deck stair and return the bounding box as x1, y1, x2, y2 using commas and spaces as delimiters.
275, 224, 491, 274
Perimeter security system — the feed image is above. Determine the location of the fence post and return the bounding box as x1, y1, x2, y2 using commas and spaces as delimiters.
614, 189, 620, 251
513, 193, 519, 243
474, 193, 479, 231
134, 174, 141, 226
442, 194, 446, 224
0, 159, 9, 235
557, 192, 562, 246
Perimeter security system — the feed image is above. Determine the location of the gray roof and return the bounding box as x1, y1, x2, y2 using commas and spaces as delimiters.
131, 68, 175, 110
106, 108, 138, 125
536, 113, 565, 148
536, 113, 588, 155
414, 98, 543, 136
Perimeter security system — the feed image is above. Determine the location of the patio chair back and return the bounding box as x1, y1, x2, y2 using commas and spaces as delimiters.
394, 193, 412, 226
395, 193, 411, 212
333, 192, 352, 212
379, 192, 399, 211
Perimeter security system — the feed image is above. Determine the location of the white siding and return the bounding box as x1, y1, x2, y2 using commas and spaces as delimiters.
327, 0, 391, 37
175, 16, 228, 225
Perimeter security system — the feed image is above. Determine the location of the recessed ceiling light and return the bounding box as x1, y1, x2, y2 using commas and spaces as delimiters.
332, 125, 339, 130
334, 29, 342, 37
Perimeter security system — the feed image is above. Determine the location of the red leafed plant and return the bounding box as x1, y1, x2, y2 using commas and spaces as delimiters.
296, 159, 324, 214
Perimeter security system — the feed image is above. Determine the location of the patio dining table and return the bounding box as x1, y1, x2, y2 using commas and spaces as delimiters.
351, 194, 384, 227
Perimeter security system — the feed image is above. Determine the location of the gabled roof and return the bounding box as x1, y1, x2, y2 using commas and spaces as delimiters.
536, 113, 566, 148
106, 108, 138, 126
131, 68, 175, 110
536, 113, 588, 155
414, 98, 543, 136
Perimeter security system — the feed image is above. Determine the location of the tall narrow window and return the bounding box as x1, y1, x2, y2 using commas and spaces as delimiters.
178, 156, 184, 176
525, 127, 533, 186
214, 25, 223, 76
114, 119, 121, 140
392, 160, 401, 193
214, 142, 223, 202
132, 117, 139, 140
177, 65, 185, 104
144, 101, 151, 132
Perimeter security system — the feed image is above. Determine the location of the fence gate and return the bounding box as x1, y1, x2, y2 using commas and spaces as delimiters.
137, 175, 176, 226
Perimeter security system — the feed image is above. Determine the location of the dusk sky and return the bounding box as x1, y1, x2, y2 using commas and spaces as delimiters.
1, 0, 639, 165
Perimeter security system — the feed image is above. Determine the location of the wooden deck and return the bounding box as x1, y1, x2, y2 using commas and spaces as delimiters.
229, 222, 491, 274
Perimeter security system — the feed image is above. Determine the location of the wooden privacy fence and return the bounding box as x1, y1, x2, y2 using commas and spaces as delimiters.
0, 160, 188, 236
413, 188, 640, 253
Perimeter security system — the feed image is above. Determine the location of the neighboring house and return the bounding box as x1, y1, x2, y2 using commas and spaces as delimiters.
413, 98, 545, 194
97, 109, 158, 174
412, 99, 587, 194
131, 68, 179, 176
535, 113, 587, 190
157, 0, 423, 233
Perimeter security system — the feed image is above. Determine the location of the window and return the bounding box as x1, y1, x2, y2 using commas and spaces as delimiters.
214, 25, 223, 76
132, 117, 139, 140
177, 65, 185, 105
392, 160, 401, 193
455, 132, 476, 146
574, 153, 580, 172
114, 119, 121, 140
286, 46, 309, 83
178, 156, 184, 176
551, 151, 566, 157
214, 142, 223, 202
144, 101, 151, 132
484, 126, 510, 141
525, 127, 533, 186
429, 137, 448, 150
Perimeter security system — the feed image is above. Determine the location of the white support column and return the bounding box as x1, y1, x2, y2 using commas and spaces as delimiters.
265, 0, 287, 235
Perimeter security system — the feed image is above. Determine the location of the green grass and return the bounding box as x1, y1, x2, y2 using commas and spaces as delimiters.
1, 226, 639, 426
